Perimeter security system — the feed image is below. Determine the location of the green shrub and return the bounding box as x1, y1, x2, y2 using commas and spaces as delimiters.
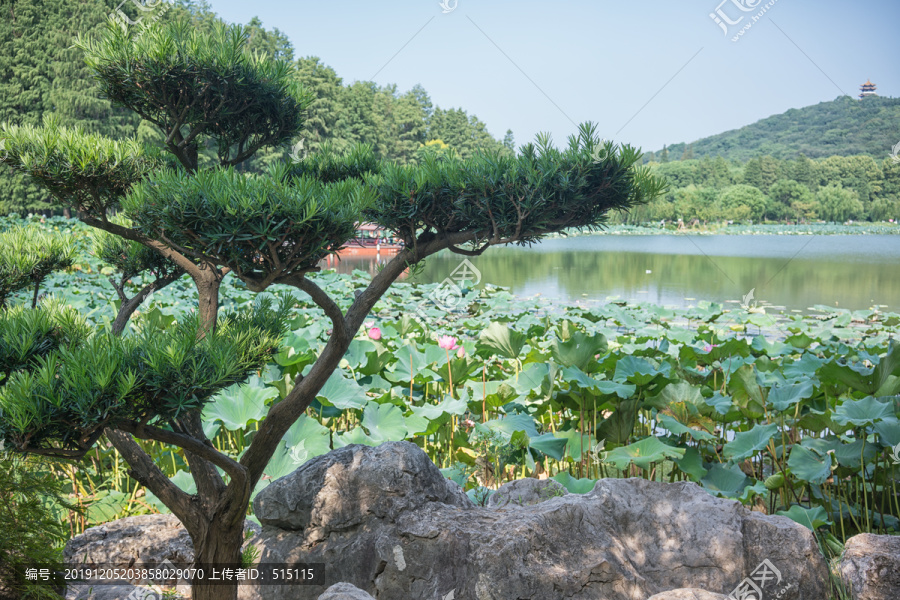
0, 453, 73, 600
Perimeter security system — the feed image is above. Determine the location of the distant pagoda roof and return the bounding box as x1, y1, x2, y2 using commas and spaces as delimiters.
859, 79, 877, 99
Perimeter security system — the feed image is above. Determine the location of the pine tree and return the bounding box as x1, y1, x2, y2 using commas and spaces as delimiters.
294, 57, 344, 150
0, 18, 665, 600
503, 129, 515, 153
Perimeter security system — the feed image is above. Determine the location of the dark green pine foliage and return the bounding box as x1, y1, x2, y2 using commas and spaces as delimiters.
0, 0, 142, 214
0, 16, 664, 599
0, 226, 75, 308
428, 106, 509, 160
294, 57, 345, 151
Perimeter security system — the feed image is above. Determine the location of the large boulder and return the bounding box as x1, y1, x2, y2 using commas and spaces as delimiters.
840, 533, 900, 600
64, 513, 256, 596
253, 439, 471, 533
645, 590, 727, 600
317, 582, 376, 600
240, 441, 829, 600
64, 514, 193, 568
66, 583, 166, 600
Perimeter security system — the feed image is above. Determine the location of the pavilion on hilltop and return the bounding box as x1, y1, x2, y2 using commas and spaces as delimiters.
859, 80, 877, 99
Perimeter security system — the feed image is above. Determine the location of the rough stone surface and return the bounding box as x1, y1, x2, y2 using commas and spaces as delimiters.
840, 533, 900, 600
252, 440, 471, 533
645, 590, 728, 600
64, 514, 193, 568
66, 583, 160, 600
64, 513, 257, 596
317, 582, 376, 600
65, 513, 259, 564
486, 477, 568, 507
238, 441, 829, 600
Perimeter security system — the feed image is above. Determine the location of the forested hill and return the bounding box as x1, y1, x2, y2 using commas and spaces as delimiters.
652, 95, 900, 163
0, 0, 512, 214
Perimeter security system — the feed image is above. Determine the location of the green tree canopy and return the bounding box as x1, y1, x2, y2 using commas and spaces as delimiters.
816, 183, 863, 222
0, 17, 664, 600
718, 184, 768, 222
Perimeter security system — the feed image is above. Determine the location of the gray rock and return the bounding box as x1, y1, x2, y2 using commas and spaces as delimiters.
241, 442, 829, 600
740, 510, 828, 599
840, 533, 900, 600
65, 514, 260, 567
65, 513, 257, 597
253, 441, 472, 533
486, 477, 568, 507
317, 582, 376, 600
64, 514, 193, 569
66, 583, 166, 600
645, 590, 728, 600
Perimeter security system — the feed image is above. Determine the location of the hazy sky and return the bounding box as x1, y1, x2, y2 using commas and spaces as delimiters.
205, 0, 898, 154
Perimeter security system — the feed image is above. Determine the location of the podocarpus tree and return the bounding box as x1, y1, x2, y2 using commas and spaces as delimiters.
0, 17, 665, 600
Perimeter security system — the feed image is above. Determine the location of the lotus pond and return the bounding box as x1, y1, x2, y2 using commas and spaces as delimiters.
3, 216, 899, 559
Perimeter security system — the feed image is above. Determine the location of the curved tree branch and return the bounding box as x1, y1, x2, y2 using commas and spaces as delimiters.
111, 269, 185, 335
115, 420, 247, 490
280, 274, 347, 343
105, 428, 202, 528
240, 231, 465, 488
80, 216, 202, 280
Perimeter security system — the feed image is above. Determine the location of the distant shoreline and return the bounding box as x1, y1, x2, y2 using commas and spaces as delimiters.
560, 223, 900, 236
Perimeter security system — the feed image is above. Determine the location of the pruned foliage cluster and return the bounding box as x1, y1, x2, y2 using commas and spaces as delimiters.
0, 298, 290, 455
0, 299, 89, 385
76, 18, 312, 168
364, 125, 666, 248
0, 226, 75, 307
286, 142, 379, 183
0, 116, 163, 214
124, 168, 374, 288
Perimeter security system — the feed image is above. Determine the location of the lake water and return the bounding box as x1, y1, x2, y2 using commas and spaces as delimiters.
324, 235, 900, 313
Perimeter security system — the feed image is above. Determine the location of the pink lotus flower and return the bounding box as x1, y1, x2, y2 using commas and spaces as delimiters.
703, 343, 717, 352
438, 335, 458, 350
367, 327, 382, 341
456, 346, 466, 359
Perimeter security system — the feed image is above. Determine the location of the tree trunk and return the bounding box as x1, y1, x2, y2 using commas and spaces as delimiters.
189, 517, 244, 600
196, 272, 222, 333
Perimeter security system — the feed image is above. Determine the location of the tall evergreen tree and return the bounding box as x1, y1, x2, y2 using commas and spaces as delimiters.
0, 20, 664, 600
391, 89, 428, 164
294, 57, 344, 150
742, 155, 781, 194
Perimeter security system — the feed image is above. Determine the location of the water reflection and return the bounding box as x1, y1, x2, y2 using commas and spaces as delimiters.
319, 235, 900, 312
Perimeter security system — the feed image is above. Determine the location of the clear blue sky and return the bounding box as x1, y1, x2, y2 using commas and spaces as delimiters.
205, 0, 898, 153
